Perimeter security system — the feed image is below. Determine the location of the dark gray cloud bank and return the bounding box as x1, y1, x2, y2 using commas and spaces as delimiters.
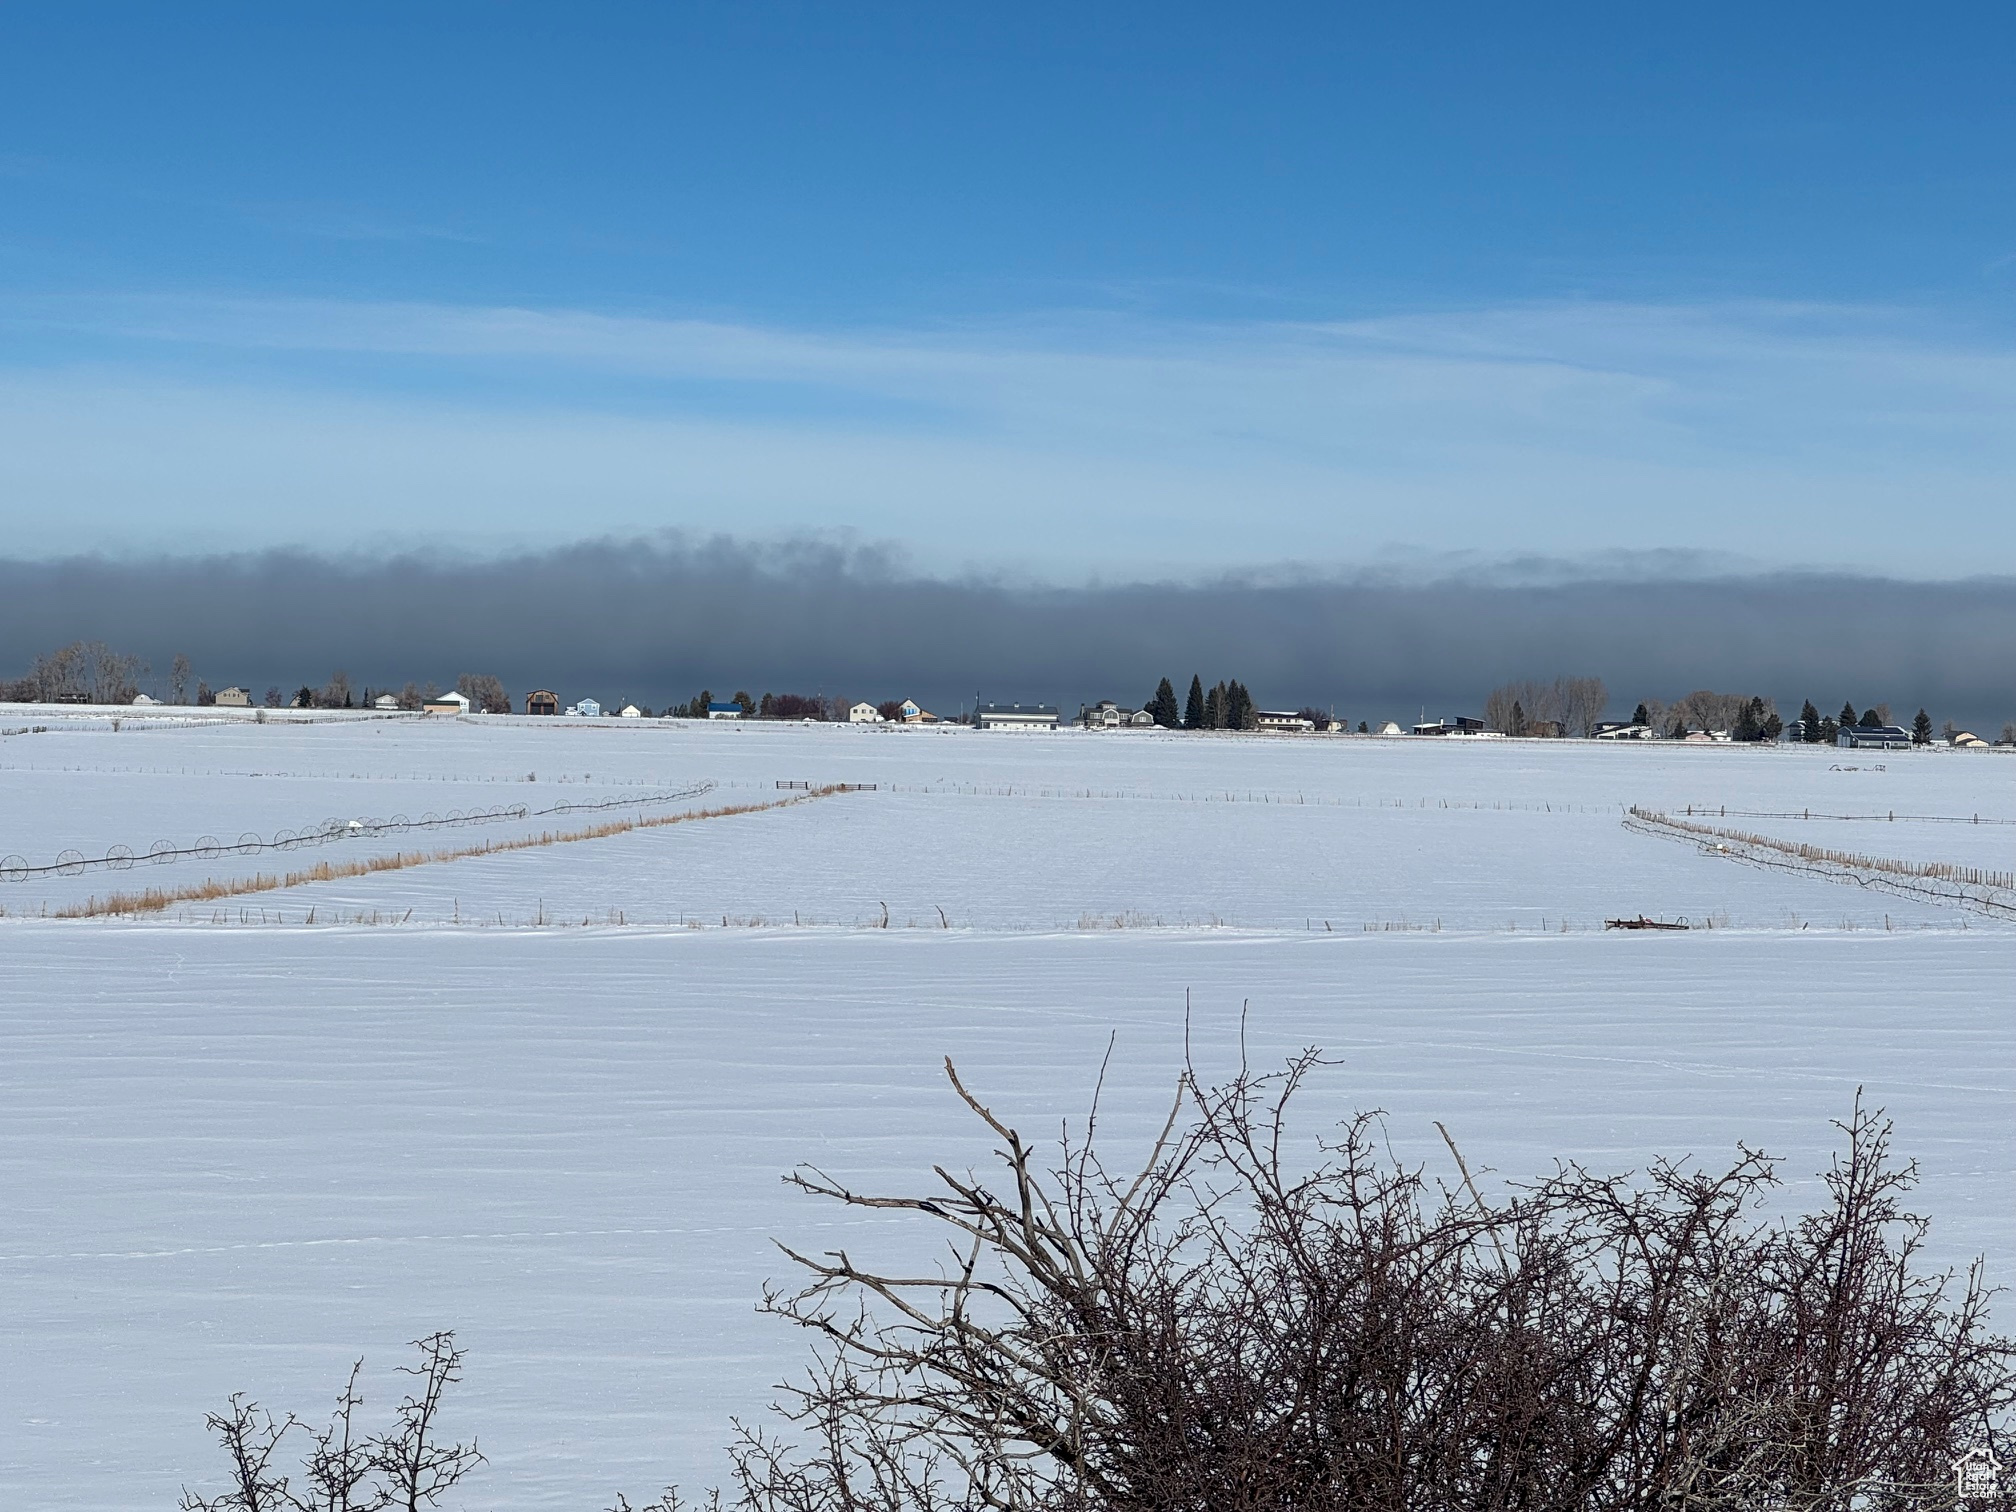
2, 536, 2012, 729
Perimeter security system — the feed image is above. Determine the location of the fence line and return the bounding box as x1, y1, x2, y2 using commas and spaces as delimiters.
1625, 806, 2016, 920
54, 785, 838, 918
1676, 804, 2015, 826
0, 782, 715, 882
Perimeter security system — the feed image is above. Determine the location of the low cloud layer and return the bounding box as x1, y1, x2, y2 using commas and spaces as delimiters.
3, 537, 2013, 731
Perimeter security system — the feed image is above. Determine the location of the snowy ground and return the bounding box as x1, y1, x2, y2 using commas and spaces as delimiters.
2, 711, 2012, 1509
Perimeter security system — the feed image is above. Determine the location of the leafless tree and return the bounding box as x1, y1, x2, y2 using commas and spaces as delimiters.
1485, 676, 1608, 736
455, 674, 511, 715
171, 653, 192, 705
319, 671, 355, 709
1670, 689, 1773, 736
15, 640, 149, 704
183, 1334, 480, 1512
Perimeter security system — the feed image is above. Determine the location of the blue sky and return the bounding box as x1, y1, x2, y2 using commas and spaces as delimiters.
3, 3, 2015, 577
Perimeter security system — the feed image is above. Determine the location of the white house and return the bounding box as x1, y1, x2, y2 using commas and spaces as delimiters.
849, 702, 883, 723
975, 702, 1059, 729
373, 693, 400, 711
215, 686, 252, 707
707, 702, 743, 720
620, 704, 642, 718
423, 690, 471, 715
1254, 710, 1315, 734
1375, 720, 1405, 736
131, 693, 159, 706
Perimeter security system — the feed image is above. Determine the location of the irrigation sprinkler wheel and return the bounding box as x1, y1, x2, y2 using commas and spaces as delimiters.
107, 844, 134, 870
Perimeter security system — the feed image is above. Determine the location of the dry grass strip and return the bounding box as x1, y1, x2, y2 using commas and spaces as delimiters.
57, 786, 845, 918
1628, 806, 2016, 890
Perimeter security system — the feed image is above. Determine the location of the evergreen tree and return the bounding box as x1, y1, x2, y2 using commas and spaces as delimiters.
1818, 715, 1839, 745
1204, 681, 1228, 730
1631, 702, 1649, 727
1859, 706, 1882, 729
1840, 701, 1858, 728
1734, 701, 1760, 743
1510, 699, 1527, 737
1149, 677, 1180, 728
1226, 681, 1253, 731
1357, 720, 1368, 733
1184, 675, 1205, 730
1912, 708, 1933, 745
1669, 717, 1688, 739
1800, 700, 1821, 742
1762, 709, 1783, 742
294, 685, 314, 708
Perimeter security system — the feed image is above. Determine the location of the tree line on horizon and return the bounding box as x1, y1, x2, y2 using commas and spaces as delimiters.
4, 641, 2008, 742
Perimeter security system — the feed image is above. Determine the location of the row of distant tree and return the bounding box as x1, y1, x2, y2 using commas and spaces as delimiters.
5, 642, 2003, 744
0, 643, 521, 714
1474, 678, 1987, 744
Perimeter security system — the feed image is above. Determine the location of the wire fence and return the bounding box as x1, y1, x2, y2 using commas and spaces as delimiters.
0, 781, 715, 882
1672, 804, 2016, 826
1624, 806, 2016, 921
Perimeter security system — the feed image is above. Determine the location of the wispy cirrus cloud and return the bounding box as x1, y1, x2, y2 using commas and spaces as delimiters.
2, 290, 2014, 576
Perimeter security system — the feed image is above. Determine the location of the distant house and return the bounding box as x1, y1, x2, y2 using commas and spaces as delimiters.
1953, 731, 1989, 748
707, 702, 743, 720
849, 701, 883, 723
423, 690, 471, 715
1410, 716, 1489, 736
525, 689, 559, 716
1592, 721, 1654, 740
131, 693, 159, 706
373, 693, 400, 711
215, 686, 252, 707
1080, 701, 1145, 729
975, 702, 1059, 729
1254, 710, 1315, 734
567, 698, 602, 718
1838, 724, 1911, 749
1375, 720, 1405, 736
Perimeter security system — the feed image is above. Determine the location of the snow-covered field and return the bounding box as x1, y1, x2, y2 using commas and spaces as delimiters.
2, 711, 2012, 1509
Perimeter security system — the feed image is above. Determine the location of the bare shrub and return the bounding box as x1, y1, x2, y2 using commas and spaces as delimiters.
180, 1332, 481, 1512
724, 1057, 2012, 1512
189, 1062, 2013, 1512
